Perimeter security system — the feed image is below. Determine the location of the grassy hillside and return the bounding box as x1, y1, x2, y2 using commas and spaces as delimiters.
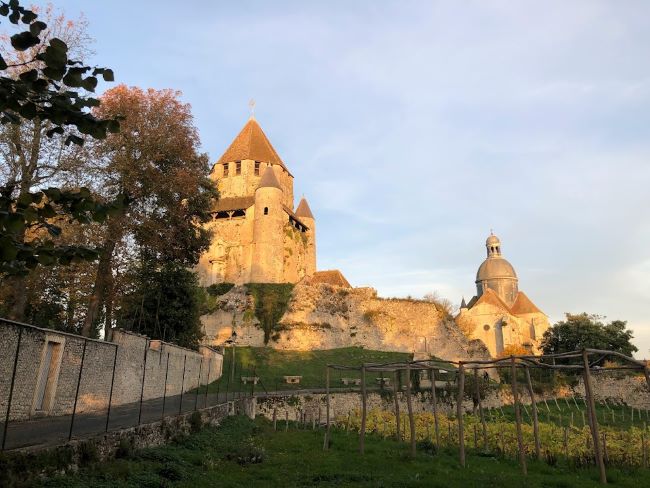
209, 346, 413, 393
38, 416, 648, 488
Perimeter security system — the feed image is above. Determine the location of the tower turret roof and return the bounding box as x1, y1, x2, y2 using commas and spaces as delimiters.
258, 165, 282, 190
295, 197, 314, 219
217, 117, 291, 174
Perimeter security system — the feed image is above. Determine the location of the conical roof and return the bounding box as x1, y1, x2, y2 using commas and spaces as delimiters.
258, 165, 282, 190
295, 197, 314, 219
217, 117, 290, 174
510, 291, 544, 315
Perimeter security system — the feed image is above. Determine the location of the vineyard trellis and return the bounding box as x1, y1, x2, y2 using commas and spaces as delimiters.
321, 348, 650, 485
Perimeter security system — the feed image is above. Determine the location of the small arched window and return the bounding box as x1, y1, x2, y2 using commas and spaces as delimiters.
264, 207, 269, 215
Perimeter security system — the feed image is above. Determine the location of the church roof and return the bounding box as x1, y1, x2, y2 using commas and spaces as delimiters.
308, 270, 351, 288
471, 288, 512, 312
295, 197, 314, 219
217, 117, 291, 174
258, 165, 282, 190
476, 256, 517, 283
510, 291, 544, 315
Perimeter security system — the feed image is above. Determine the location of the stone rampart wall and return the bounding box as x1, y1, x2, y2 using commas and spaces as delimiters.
0, 322, 223, 421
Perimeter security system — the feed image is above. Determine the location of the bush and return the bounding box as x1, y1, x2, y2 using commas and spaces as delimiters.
206, 282, 235, 296
115, 437, 135, 459
223, 442, 265, 465
189, 411, 203, 433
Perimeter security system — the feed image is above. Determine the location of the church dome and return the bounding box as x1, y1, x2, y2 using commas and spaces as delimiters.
475, 232, 519, 307
476, 257, 517, 282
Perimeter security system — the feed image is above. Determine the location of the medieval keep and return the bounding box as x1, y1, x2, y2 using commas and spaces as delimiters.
197, 117, 316, 285
455, 233, 549, 357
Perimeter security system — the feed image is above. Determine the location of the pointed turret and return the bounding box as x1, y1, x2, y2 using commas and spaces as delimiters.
217, 117, 290, 173
460, 297, 467, 310
294, 196, 316, 276
295, 197, 314, 219
258, 165, 282, 189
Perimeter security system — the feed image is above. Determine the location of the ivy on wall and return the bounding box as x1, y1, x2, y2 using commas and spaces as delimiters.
246, 283, 295, 344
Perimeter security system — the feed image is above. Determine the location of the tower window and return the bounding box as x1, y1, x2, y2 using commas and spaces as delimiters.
264, 207, 269, 215
235, 161, 241, 175
254, 162, 260, 176
223, 163, 229, 176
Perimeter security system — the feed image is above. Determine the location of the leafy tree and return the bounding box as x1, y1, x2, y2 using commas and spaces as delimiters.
0, 1, 123, 320
540, 313, 637, 362
116, 261, 204, 349
81, 85, 216, 337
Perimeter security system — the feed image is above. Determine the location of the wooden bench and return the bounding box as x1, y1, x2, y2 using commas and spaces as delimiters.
241, 376, 260, 385
283, 375, 302, 384
341, 377, 362, 386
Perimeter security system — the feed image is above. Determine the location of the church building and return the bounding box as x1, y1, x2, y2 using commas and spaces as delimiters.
196, 117, 316, 285
455, 233, 549, 357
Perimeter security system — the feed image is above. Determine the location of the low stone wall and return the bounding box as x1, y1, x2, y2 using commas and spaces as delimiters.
569, 373, 650, 410
0, 321, 223, 421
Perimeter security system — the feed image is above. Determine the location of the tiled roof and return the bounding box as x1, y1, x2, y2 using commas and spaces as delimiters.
510, 291, 544, 315
258, 165, 282, 189
471, 288, 511, 312
211, 196, 255, 212
308, 270, 351, 288
216, 117, 290, 174
295, 197, 314, 219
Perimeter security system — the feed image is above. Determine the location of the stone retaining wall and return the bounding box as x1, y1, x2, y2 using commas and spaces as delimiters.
0, 321, 223, 421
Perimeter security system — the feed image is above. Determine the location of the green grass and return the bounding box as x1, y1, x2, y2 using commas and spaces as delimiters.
204, 346, 413, 394
493, 399, 650, 430
38, 415, 650, 488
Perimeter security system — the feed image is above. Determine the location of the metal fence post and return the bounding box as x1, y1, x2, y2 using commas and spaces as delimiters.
179, 354, 187, 415
137, 340, 149, 425
204, 358, 211, 408
195, 358, 203, 411
69, 339, 88, 441
161, 352, 170, 421
105, 344, 118, 432
2, 325, 23, 451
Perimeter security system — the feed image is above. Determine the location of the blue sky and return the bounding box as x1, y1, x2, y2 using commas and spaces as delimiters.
53, 1, 650, 355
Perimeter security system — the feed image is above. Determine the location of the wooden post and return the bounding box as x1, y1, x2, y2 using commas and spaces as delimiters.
524, 366, 541, 460
285, 411, 289, 431
360, 365, 367, 455
643, 432, 648, 468
582, 349, 607, 484
473, 424, 478, 448
474, 368, 488, 450
273, 408, 277, 431
405, 363, 416, 458
324, 366, 331, 450
457, 362, 466, 467
510, 357, 527, 475
393, 370, 401, 442
602, 433, 608, 464
563, 427, 569, 463
431, 368, 440, 450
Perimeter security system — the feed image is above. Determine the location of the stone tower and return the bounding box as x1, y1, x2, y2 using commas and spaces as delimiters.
295, 197, 316, 276
475, 233, 519, 307
196, 116, 317, 285
250, 166, 284, 282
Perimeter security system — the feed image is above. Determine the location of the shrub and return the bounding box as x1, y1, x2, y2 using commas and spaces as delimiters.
189, 411, 204, 433
206, 283, 235, 296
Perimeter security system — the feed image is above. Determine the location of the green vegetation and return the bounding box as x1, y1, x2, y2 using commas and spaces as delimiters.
208, 346, 411, 393
206, 283, 235, 296
541, 313, 637, 360
37, 416, 649, 488
245, 283, 295, 343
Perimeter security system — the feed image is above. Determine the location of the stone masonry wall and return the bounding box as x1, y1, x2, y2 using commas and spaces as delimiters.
0, 322, 223, 422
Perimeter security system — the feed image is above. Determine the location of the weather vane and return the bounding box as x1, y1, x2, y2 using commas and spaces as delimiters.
249, 98, 256, 118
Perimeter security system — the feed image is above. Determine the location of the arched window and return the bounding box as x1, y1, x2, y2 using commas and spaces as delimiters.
264, 207, 269, 215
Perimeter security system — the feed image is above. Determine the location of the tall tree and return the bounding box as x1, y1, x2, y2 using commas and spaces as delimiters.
82, 85, 216, 337
0, 1, 121, 320
541, 313, 637, 362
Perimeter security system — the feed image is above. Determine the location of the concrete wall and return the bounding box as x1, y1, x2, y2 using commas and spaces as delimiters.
0, 322, 223, 422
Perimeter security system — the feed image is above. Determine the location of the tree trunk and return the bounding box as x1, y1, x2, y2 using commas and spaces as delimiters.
82, 233, 118, 337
